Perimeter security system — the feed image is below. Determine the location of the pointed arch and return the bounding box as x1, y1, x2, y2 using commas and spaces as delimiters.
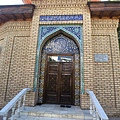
40, 29, 80, 54
34, 25, 84, 104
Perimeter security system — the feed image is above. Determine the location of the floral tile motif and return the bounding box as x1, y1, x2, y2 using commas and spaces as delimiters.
43, 34, 79, 54
63, 27, 82, 40
41, 27, 58, 39
40, 25, 82, 40
38, 54, 46, 103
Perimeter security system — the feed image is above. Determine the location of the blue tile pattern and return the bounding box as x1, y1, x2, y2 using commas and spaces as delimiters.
40, 15, 83, 21
43, 35, 79, 54
41, 27, 58, 40
40, 26, 82, 41
63, 27, 81, 40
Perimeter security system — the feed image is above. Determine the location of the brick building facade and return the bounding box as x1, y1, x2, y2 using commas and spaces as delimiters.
0, 0, 120, 116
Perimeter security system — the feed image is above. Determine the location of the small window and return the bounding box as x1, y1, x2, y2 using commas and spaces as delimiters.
48, 55, 73, 62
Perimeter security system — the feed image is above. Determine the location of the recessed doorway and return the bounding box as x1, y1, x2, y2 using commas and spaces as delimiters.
44, 55, 74, 104
38, 33, 80, 106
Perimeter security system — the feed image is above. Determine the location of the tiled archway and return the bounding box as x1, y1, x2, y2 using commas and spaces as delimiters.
39, 34, 80, 105
35, 25, 83, 105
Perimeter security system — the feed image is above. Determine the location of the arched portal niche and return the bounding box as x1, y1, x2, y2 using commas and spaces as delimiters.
38, 31, 80, 105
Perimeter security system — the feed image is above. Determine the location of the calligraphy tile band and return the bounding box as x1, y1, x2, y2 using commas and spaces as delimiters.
40, 15, 83, 21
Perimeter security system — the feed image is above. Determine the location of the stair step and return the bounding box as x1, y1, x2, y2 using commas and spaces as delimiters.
20, 111, 84, 119
9, 104, 93, 120
11, 116, 83, 120
9, 115, 93, 120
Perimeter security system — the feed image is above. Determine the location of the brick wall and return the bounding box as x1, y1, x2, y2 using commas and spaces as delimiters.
0, 21, 34, 108
92, 19, 120, 116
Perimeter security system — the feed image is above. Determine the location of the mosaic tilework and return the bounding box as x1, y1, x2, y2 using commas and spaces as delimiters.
63, 27, 81, 41
38, 54, 46, 103
40, 26, 82, 40
41, 27, 58, 40
75, 54, 80, 105
43, 34, 79, 54
40, 15, 83, 21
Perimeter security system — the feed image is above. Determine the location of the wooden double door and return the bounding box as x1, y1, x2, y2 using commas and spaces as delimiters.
44, 55, 74, 105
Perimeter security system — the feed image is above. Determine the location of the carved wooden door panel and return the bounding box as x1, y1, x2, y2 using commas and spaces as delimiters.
45, 56, 73, 104
59, 62, 73, 104
45, 62, 59, 103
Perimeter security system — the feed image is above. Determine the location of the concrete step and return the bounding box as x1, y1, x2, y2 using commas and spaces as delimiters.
9, 104, 93, 120
20, 109, 84, 119
83, 110, 93, 120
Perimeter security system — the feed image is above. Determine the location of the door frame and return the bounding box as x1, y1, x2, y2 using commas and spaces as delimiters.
43, 53, 75, 105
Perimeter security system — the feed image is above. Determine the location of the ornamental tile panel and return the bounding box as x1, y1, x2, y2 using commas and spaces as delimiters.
41, 27, 58, 39
40, 15, 83, 21
42, 34, 79, 54
63, 26, 82, 40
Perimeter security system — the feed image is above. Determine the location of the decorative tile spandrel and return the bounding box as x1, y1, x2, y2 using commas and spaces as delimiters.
40, 26, 82, 40
63, 27, 81, 40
